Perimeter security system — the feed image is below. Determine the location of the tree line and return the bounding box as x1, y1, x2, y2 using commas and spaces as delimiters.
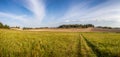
58, 24, 94, 28
96, 26, 112, 29
0, 22, 10, 29
23, 24, 95, 30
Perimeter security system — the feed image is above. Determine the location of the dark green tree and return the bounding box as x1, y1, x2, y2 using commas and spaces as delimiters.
0, 22, 10, 29
0, 22, 3, 28
58, 24, 94, 28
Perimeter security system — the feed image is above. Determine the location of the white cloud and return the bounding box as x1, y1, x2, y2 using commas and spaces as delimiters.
25, 0, 45, 21
0, 12, 28, 22
0, 0, 46, 27
61, 0, 120, 27
0, 12, 34, 27
0, 0, 120, 27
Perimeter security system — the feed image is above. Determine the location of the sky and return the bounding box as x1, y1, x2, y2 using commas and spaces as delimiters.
0, 0, 120, 27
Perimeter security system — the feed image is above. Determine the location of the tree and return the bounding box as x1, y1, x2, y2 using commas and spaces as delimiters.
58, 24, 94, 28
0, 22, 3, 28
4, 25, 10, 29
0, 22, 10, 29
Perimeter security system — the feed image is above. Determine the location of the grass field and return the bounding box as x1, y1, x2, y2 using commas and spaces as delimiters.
82, 32, 120, 57
0, 29, 120, 57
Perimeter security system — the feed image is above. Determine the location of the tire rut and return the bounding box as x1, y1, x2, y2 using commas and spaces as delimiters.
79, 34, 97, 57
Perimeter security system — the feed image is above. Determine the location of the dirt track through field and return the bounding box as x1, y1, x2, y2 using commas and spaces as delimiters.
82, 35, 116, 57
79, 34, 97, 57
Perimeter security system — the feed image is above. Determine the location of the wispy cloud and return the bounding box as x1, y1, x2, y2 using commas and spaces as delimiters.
0, 12, 28, 21
0, 12, 33, 26
0, 0, 120, 27
0, 11, 47, 27
25, 0, 46, 21
61, 0, 120, 27
0, 0, 46, 27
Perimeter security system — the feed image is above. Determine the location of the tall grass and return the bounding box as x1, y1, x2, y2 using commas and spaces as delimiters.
82, 32, 120, 57
0, 29, 120, 57
0, 29, 79, 57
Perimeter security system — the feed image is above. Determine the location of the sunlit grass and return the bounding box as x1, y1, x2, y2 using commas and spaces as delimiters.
82, 32, 120, 57
0, 29, 79, 57
0, 29, 120, 57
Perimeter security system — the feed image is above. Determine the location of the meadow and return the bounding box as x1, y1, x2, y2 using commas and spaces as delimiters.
0, 29, 120, 57
82, 32, 120, 57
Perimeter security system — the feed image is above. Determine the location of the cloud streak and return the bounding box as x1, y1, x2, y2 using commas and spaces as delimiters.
60, 0, 120, 27
25, 0, 45, 21
0, 0, 46, 27
0, 12, 34, 26
0, 0, 120, 27
0, 12, 27, 21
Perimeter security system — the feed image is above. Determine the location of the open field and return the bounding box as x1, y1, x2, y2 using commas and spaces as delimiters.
82, 32, 120, 57
0, 29, 120, 57
24, 28, 120, 32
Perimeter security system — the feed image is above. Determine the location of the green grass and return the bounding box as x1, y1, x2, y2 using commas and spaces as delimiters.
82, 32, 120, 57
0, 29, 120, 57
0, 29, 80, 57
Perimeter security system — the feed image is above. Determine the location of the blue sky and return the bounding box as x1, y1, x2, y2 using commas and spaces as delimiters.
0, 0, 120, 27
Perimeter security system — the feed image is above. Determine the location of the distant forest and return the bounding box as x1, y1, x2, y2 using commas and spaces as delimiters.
23, 24, 117, 30
0, 22, 10, 29
58, 24, 94, 28
23, 24, 95, 30
0, 22, 118, 29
